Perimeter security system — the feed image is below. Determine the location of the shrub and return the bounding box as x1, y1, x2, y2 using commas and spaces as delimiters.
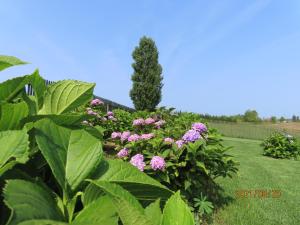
261, 132, 300, 159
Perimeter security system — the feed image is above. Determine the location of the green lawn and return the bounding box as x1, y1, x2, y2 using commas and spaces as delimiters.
211, 137, 300, 225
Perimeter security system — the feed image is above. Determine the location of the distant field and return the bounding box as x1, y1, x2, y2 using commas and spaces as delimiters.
209, 122, 300, 140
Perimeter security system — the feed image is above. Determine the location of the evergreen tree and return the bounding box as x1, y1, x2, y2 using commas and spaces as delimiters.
130, 36, 163, 111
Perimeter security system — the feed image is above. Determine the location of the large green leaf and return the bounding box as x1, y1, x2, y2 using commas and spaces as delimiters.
72, 195, 118, 225
34, 119, 102, 194
0, 129, 29, 174
89, 180, 154, 225
27, 69, 47, 109
39, 80, 95, 115
88, 159, 172, 202
0, 76, 28, 102
18, 220, 67, 225
145, 199, 162, 225
162, 192, 194, 225
0, 55, 27, 72
3, 180, 65, 225
0, 101, 28, 130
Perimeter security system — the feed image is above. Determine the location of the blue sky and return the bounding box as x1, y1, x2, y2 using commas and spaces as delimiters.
1, 0, 300, 118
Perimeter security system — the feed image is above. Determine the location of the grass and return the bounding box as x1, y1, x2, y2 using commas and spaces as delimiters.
211, 137, 300, 225
209, 122, 300, 140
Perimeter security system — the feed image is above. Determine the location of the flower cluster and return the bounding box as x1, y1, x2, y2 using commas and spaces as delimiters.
121, 131, 131, 142
154, 120, 166, 129
111, 132, 121, 139
129, 154, 165, 172
86, 107, 97, 116
128, 134, 141, 142
164, 137, 174, 144
182, 129, 201, 142
192, 122, 207, 133
141, 133, 155, 140
145, 118, 155, 125
117, 148, 129, 158
175, 140, 184, 148
133, 118, 145, 126
150, 156, 166, 171
90, 98, 104, 106
130, 154, 146, 171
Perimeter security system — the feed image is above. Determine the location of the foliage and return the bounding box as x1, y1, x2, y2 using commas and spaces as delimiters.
261, 132, 300, 159
130, 36, 163, 111
0, 55, 194, 225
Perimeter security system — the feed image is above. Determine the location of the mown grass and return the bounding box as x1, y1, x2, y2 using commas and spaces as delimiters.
209, 122, 300, 140
211, 137, 300, 225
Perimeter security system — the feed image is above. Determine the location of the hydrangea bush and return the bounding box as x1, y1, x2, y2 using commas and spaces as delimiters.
261, 132, 300, 159
88, 107, 238, 217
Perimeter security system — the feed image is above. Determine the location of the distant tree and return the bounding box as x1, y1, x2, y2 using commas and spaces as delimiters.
270, 116, 277, 123
292, 115, 297, 122
244, 110, 260, 122
279, 116, 285, 122
130, 36, 163, 111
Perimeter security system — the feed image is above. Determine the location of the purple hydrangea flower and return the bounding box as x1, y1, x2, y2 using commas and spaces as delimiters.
90, 98, 104, 106
141, 133, 155, 140
133, 118, 145, 126
192, 122, 207, 133
87, 109, 97, 115
111, 132, 121, 139
182, 129, 201, 142
164, 137, 174, 144
117, 148, 129, 158
154, 120, 166, 129
128, 134, 140, 142
121, 131, 131, 142
107, 111, 114, 116
130, 154, 146, 171
150, 156, 166, 171
175, 140, 185, 148
145, 118, 155, 125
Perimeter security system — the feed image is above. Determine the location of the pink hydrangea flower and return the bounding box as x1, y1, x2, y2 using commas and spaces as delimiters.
121, 131, 131, 142
164, 137, 174, 144
182, 129, 201, 142
108, 115, 115, 120
192, 122, 207, 133
90, 98, 104, 106
111, 132, 121, 139
133, 118, 145, 126
87, 109, 97, 115
141, 133, 155, 140
145, 118, 155, 125
130, 154, 146, 171
150, 156, 166, 171
175, 140, 184, 148
117, 148, 129, 158
154, 120, 166, 128
128, 134, 140, 142
107, 111, 114, 116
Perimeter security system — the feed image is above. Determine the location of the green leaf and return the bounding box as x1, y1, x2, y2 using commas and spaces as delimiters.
89, 159, 172, 202
27, 69, 47, 109
0, 101, 28, 131
0, 76, 28, 102
196, 161, 209, 175
145, 199, 162, 225
0, 129, 29, 175
89, 180, 154, 225
34, 119, 103, 194
162, 192, 194, 225
18, 220, 68, 225
73, 195, 118, 225
0, 55, 27, 72
3, 180, 65, 225
39, 80, 95, 115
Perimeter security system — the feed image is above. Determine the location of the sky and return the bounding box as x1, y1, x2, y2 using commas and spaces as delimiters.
1, 0, 300, 118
